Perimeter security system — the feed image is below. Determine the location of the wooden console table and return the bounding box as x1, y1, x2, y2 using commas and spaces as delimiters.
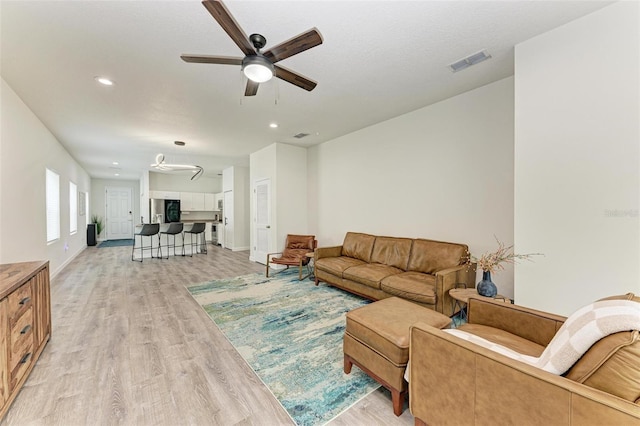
0, 261, 51, 420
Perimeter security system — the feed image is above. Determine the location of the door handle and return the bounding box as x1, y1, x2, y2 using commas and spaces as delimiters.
266, 225, 270, 229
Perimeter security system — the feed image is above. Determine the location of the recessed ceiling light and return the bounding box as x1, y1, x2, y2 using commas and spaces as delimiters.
95, 76, 114, 86
114, 173, 120, 176
269, 123, 278, 129
112, 161, 119, 165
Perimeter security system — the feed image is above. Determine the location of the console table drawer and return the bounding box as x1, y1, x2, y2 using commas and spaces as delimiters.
9, 346, 33, 390
9, 307, 34, 368
7, 283, 32, 323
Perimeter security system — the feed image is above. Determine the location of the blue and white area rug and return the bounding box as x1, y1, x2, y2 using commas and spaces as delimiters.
186, 271, 379, 426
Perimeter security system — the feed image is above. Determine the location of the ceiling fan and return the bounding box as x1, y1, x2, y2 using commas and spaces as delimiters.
181, 0, 323, 96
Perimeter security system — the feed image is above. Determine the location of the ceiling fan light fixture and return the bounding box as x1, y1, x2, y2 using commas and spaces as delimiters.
242, 55, 274, 83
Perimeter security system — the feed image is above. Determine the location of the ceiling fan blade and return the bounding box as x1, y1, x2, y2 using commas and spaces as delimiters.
245, 80, 259, 96
263, 28, 323, 64
202, 0, 255, 56
274, 65, 317, 92
181, 54, 243, 65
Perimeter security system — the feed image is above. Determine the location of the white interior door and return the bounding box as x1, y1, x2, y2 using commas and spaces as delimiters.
223, 190, 234, 249
253, 178, 271, 265
106, 187, 133, 240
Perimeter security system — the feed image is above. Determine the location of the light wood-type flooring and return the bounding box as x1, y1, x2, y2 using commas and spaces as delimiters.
2, 244, 414, 425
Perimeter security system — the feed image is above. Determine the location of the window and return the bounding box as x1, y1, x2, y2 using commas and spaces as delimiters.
69, 181, 77, 235
46, 168, 60, 242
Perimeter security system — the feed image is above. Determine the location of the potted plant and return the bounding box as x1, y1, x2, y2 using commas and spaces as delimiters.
470, 237, 542, 297
90, 214, 104, 239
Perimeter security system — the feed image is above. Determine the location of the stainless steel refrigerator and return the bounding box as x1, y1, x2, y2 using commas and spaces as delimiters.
149, 199, 181, 223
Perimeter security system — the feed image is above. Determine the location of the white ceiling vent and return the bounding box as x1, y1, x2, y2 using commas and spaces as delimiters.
293, 132, 310, 139
449, 50, 491, 73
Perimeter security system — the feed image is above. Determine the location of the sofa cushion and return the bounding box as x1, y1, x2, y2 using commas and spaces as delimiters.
315, 256, 365, 277
407, 239, 468, 274
343, 264, 403, 289
370, 236, 413, 270
457, 323, 545, 357
342, 232, 376, 263
564, 330, 640, 403
381, 272, 436, 305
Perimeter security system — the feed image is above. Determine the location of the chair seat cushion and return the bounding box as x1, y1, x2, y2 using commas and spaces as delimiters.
457, 323, 545, 357
271, 249, 310, 265
343, 263, 403, 289
315, 256, 365, 277
381, 272, 436, 305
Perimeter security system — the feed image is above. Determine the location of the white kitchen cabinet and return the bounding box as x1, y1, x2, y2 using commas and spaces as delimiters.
192, 192, 205, 211
181, 192, 211, 211
150, 190, 180, 200
180, 192, 193, 211
204, 193, 215, 211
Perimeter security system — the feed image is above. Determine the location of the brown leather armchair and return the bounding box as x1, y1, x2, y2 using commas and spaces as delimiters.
409, 294, 640, 425
266, 234, 316, 280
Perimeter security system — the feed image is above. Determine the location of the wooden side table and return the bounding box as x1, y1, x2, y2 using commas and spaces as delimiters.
449, 288, 511, 325
305, 252, 315, 281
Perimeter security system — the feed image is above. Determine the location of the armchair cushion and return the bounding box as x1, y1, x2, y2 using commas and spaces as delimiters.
445, 299, 640, 375
271, 234, 315, 266
456, 323, 545, 357
565, 330, 640, 402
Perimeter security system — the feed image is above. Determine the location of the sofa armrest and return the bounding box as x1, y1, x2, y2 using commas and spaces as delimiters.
315, 245, 343, 260
409, 323, 640, 426
467, 298, 567, 346
434, 263, 476, 315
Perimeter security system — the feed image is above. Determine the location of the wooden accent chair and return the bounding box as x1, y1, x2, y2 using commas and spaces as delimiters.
266, 234, 317, 280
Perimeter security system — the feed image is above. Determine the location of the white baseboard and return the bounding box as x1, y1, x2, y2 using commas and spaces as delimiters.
249, 255, 268, 265
51, 245, 87, 280
231, 246, 250, 252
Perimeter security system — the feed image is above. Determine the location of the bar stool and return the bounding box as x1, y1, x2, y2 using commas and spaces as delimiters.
160, 222, 184, 258
132, 223, 161, 262
184, 222, 207, 256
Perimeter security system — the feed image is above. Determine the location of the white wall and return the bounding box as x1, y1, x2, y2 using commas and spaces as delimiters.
309, 77, 515, 296
149, 171, 221, 193
250, 144, 277, 258
250, 143, 308, 261
0, 78, 91, 276
514, 2, 640, 315
222, 166, 250, 251
233, 166, 250, 251
276, 144, 308, 245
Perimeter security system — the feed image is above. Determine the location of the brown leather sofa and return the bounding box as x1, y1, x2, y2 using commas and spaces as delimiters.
409, 294, 640, 425
314, 232, 475, 315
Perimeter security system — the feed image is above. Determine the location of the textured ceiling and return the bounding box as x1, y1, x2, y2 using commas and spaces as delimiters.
1, 1, 611, 180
